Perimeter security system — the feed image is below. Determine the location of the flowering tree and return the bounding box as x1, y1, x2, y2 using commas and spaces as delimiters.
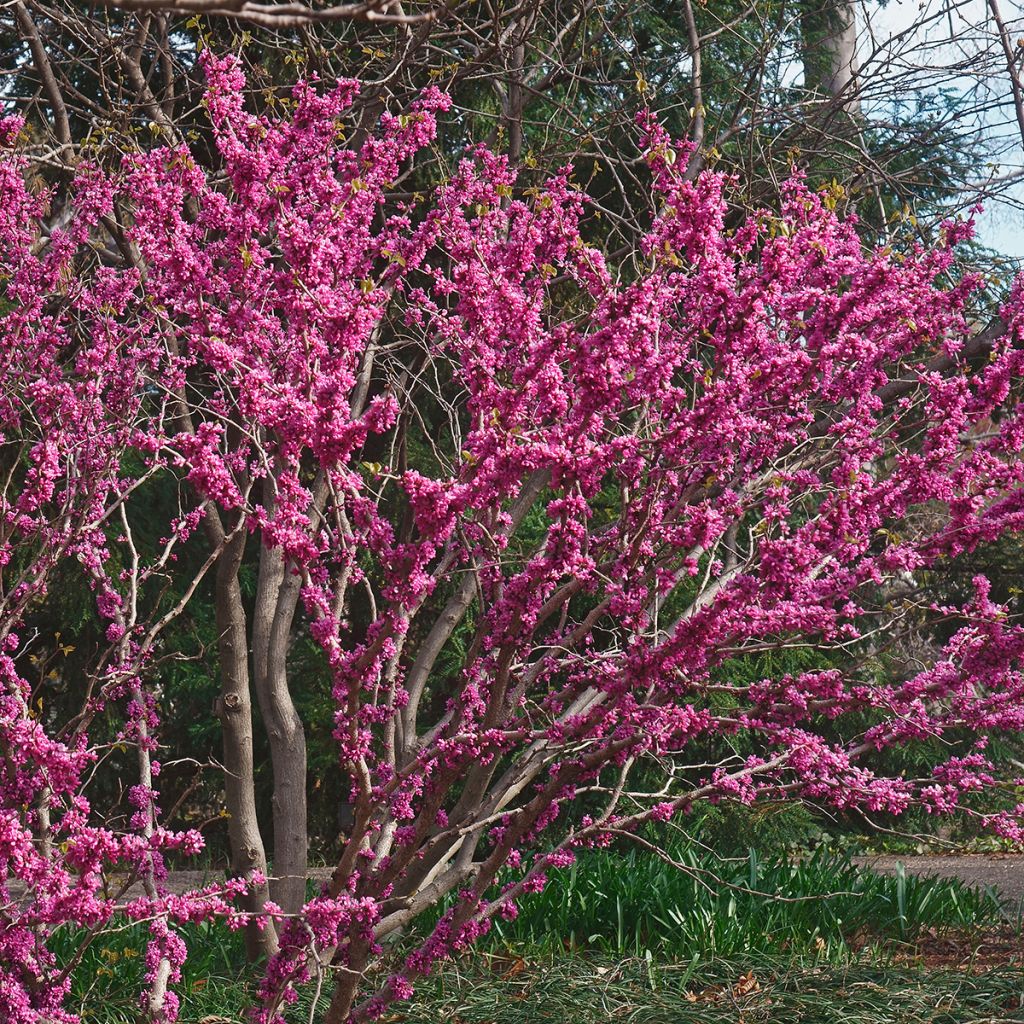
3, 52, 1024, 1024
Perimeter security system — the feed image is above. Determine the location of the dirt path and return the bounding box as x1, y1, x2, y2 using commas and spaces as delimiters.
857, 853, 1024, 911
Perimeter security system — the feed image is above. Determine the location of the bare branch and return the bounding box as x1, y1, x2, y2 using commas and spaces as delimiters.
90, 0, 437, 28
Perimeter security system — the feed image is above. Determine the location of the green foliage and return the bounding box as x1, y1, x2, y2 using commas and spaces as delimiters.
688, 800, 825, 855
471, 844, 1001, 959
56, 846, 1009, 1022
50, 918, 245, 1023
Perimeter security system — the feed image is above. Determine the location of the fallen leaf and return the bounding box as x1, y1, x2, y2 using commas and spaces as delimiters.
733, 971, 760, 997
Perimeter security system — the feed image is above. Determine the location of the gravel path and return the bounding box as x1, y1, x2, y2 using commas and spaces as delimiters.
857, 853, 1024, 910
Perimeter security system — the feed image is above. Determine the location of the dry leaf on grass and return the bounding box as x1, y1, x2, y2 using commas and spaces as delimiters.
732, 971, 760, 997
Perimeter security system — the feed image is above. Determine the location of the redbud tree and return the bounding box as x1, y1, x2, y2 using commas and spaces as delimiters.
3, 52, 1024, 1024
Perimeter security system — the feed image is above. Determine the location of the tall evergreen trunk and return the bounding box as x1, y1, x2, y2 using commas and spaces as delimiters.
801, 0, 860, 114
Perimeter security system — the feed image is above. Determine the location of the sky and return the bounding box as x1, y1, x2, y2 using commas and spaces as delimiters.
863, 0, 1024, 261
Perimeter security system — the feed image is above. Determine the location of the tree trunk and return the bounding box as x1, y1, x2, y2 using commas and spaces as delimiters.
252, 538, 308, 917
801, 0, 860, 114
323, 942, 370, 1024
208, 515, 279, 960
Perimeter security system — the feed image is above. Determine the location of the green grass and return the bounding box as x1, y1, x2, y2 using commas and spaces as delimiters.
61, 920, 244, 1023
392, 952, 1024, 1024
70, 948, 1024, 1024
443, 845, 1004, 961
53, 845, 1010, 1022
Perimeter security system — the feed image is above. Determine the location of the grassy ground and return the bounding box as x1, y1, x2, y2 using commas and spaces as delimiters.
454, 846, 1004, 957
394, 951, 1024, 1024
128, 939, 1024, 1024
64, 846, 1023, 1023
153, 943, 1024, 1023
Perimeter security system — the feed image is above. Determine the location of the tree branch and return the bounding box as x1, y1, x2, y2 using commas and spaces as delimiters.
90, 0, 437, 28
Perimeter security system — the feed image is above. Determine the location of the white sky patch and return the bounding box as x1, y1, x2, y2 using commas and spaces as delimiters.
860, 0, 1024, 260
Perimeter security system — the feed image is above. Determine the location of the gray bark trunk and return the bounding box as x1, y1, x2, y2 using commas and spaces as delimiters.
208, 517, 279, 959
801, 0, 860, 114
252, 538, 308, 917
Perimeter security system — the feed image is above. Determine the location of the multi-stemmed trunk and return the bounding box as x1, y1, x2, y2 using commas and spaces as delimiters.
252, 539, 308, 918
207, 514, 279, 960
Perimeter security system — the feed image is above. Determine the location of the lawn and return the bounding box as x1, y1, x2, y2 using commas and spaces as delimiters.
395, 951, 1024, 1024
66, 843, 1024, 1023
